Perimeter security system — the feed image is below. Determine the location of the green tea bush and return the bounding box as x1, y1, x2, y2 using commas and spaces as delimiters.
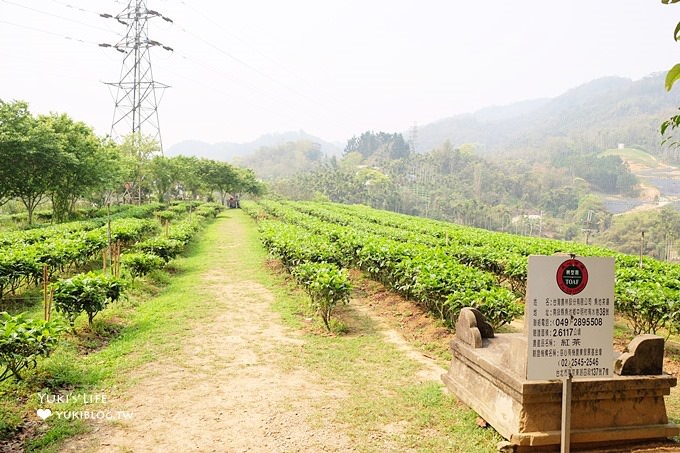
292, 262, 352, 331
120, 252, 165, 279
52, 272, 125, 327
0, 312, 61, 381
134, 237, 183, 262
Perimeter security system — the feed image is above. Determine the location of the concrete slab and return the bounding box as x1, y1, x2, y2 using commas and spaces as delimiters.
442, 332, 679, 451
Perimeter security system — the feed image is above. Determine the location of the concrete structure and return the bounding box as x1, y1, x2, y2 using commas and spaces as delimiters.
441, 308, 679, 452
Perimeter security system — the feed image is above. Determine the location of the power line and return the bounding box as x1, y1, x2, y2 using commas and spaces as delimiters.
3, 0, 317, 141
409, 122, 419, 154
0, 19, 101, 45
4, 1, 339, 142
0, 0, 119, 35
169, 3, 339, 120
152, 59, 284, 119
177, 0, 311, 87
48, 0, 102, 17
177, 26, 310, 103
156, 19, 337, 126
165, 50, 328, 120
46, 0, 136, 35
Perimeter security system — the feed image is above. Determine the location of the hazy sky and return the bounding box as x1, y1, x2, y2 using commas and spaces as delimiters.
2, 0, 680, 149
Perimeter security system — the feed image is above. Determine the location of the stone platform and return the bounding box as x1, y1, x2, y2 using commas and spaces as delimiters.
441, 309, 679, 452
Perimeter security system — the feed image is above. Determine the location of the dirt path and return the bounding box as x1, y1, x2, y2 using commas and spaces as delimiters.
57, 211, 443, 453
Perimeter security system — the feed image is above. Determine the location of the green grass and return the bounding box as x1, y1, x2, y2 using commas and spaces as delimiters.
0, 214, 226, 449
25, 419, 88, 453
172, 209, 504, 451
265, 297, 503, 452
253, 244, 503, 448
599, 147, 660, 168
3, 208, 678, 451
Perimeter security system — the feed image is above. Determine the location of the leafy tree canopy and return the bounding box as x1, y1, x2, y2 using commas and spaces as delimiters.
344, 131, 410, 160
0, 100, 63, 223
661, 0, 680, 146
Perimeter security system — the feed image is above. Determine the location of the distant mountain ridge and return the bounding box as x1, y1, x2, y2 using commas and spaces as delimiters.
168, 72, 679, 163
416, 72, 678, 157
166, 130, 343, 161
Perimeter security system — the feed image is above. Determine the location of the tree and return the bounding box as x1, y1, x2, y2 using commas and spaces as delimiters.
661, 0, 680, 146
232, 167, 265, 198
40, 113, 114, 221
343, 131, 410, 161
171, 155, 205, 200
0, 100, 63, 224
149, 156, 180, 203
0, 100, 29, 207
199, 159, 239, 205
235, 140, 323, 180
117, 133, 161, 204
85, 138, 126, 207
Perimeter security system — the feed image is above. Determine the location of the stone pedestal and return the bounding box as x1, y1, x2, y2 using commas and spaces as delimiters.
441, 333, 679, 451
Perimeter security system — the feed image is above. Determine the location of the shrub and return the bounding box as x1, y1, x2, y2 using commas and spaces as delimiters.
444, 288, 522, 331
292, 262, 352, 331
0, 312, 61, 381
167, 218, 202, 245
121, 252, 165, 279
154, 210, 176, 222
615, 265, 680, 336
134, 238, 183, 262
471, 288, 523, 330
194, 203, 223, 218
52, 272, 125, 327
615, 281, 674, 335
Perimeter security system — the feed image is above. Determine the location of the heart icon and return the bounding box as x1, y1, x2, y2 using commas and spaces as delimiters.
36, 409, 52, 420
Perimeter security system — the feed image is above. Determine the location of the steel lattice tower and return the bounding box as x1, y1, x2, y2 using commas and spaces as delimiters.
104, 0, 171, 151
409, 121, 418, 155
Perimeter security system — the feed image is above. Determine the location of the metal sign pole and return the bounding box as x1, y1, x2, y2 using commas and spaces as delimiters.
561, 372, 572, 453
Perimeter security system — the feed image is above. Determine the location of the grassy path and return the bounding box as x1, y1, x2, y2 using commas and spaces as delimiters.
51, 210, 500, 453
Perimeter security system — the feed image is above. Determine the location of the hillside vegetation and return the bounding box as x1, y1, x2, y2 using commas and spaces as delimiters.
267, 138, 677, 257
418, 73, 680, 163
225, 74, 680, 258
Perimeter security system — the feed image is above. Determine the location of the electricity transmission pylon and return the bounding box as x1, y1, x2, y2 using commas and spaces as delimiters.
102, 0, 172, 151
409, 121, 418, 155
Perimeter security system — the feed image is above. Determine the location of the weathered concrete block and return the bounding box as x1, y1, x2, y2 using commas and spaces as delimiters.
501, 335, 528, 379
455, 307, 494, 348
442, 312, 679, 451
615, 334, 665, 376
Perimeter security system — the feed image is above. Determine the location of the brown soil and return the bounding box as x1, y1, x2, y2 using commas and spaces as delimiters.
55, 217, 448, 453
348, 270, 453, 369
58, 223, 361, 452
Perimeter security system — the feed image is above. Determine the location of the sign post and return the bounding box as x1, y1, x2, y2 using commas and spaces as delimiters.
526, 255, 615, 452
560, 373, 572, 452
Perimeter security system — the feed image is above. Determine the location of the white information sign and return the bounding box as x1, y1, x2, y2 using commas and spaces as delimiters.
526, 255, 615, 381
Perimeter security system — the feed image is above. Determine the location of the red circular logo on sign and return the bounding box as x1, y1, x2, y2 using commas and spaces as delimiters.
556, 259, 588, 295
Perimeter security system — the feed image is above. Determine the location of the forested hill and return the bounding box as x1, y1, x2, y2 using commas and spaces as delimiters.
166, 73, 679, 164
417, 72, 680, 161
